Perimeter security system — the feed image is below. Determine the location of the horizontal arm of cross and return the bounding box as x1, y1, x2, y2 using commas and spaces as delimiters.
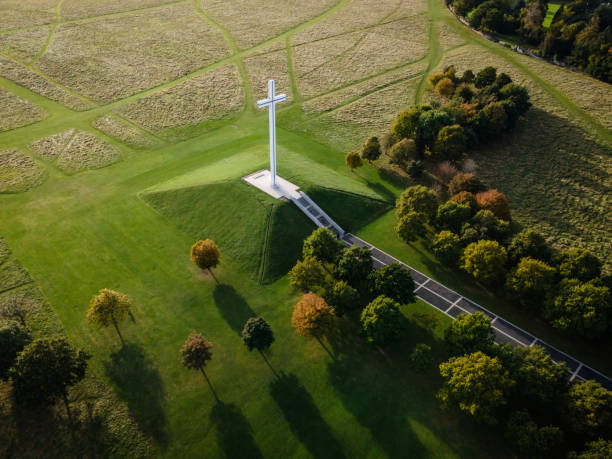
257, 94, 287, 108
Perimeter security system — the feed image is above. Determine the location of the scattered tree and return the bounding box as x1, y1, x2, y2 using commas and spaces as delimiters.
432, 230, 462, 264
324, 280, 360, 317
395, 211, 426, 243
345, 151, 363, 171
87, 289, 132, 345
438, 351, 515, 424
333, 246, 373, 292
242, 317, 275, 357
475, 189, 511, 221
506, 257, 557, 306
0, 321, 31, 380
291, 293, 335, 341
360, 295, 402, 345
191, 239, 221, 281
410, 343, 434, 371
302, 227, 344, 264
180, 331, 215, 396
361, 136, 381, 162
396, 185, 438, 221
289, 257, 327, 293
371, 263, 416, 304
11, 337, 89, 417
444, 312, 495, 356
461, 240, 508, 285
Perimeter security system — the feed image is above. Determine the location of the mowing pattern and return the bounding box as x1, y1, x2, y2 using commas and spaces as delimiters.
344, 233, 612, 390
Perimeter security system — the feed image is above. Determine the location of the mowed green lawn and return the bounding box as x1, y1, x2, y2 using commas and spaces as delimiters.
0, 113, 511, 457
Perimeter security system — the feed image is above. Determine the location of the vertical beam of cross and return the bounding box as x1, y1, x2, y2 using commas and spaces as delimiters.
257, 80, 286, 187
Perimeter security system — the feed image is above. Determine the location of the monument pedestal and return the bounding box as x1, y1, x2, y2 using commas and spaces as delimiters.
242, 169, 301, 200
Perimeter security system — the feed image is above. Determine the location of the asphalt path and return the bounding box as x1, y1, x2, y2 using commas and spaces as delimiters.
342, 233, 612, 390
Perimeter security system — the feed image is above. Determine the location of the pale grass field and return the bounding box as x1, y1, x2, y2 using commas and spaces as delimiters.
29, 129, 75, 159
0, 88, 46, 132
35, 3, 230, 103
295, 16, 428, 98
0, 56, 92, 111
0, 0, 56, 31
245, 45, 293, 103
438, 21, 468, 51
200, 0, 336, 49
116, 64, 244, 133
302, 58, 427, 113
55, 131, 122, 173
60, 0, 178, 21
0, 148, 45, 193
0, 25, 52, 61
92, 115, 160, 150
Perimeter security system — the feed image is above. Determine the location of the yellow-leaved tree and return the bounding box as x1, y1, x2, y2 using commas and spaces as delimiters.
190, 239, 221, 282
87, 289, 132, 345
291, 293, 335, 355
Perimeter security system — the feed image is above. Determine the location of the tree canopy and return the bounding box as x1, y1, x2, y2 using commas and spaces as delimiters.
291, 293, 335, 339
289, 256, 327, 293
302, 227, 344, 264
360, 295, 403, 345
180, 331, 212, 371
396, 185, 438, 221
87, 289, 132, 344
0, 321, 31, 380
506, 257, 557, 306
444, 312, 495, 356
461, 240, 508, 284
371, 263, 415, 305
242, 317, 275, 352
324, 280, 359, 317
333, 246, 373, 292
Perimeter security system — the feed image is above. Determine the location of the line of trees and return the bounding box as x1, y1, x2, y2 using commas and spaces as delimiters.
448, 0, 611, 82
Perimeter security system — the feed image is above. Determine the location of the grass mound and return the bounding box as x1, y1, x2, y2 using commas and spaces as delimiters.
0, 148, 45, 193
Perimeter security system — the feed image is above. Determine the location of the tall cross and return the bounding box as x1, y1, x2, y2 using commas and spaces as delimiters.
257, 80, 286, 187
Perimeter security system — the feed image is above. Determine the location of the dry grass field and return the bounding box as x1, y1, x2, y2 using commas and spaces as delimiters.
0, 0, 56, 30
0, 25, 53, 61
245, 45, 293, 103
0, 148, 45, 193
0, 88, 46, 132
60, 0, 178, 21
29, 129, 75, 159
35, 3, 230, 103
92, 115, 161, 150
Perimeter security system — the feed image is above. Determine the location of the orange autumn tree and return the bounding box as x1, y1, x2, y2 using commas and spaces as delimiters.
190, 239, 221, 282
475, 189, 511, 221
291, 293, 335, 344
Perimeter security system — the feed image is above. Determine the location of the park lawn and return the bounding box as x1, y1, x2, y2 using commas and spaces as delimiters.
0, 117, 512, 457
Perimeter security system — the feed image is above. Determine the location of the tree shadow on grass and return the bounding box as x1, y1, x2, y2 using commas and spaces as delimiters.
209, 401, 263, 459
269, 372, 345, 459
212, 284, 258, 336
103, 343, 167, 449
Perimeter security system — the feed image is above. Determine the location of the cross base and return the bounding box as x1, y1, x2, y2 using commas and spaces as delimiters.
242, 169, 301, 200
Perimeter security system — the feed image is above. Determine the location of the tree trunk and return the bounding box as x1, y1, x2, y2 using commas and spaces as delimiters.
62, 392, 71, 420
201, 368, 219, 402
208, 268, 219, 284
113, 319, 125, 346
315, 335, 336, 361
259, 349, 278, 377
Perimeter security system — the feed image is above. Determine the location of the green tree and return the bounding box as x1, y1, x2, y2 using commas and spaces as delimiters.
435, 77, 456, 97
410, 343, 434, 371
180, 331, 216, 397
396, 185, 438, 220
87, 289, 132, 345
499, 83, 531, 114
416, 109, 455, 151
546, 279, 611, 338
371, 263, 416, 304
289, 257, 327, 292
506, 257, 557, 306
566, 380, 612, 438
407, 160, 425, 178
395, 211, 426, 243
436, 201, 472, 233
391, 108, 423, 139
0, 321, 31, 380
438, 351, 515, 424
302, 227, 344, 264
570, 439, 612, 459
389, 138, 418, 167
11, 337, 89, 417
333, 246, 373, 292
324, 280, 360, 317
432, 230, 463, 264
471, 209, 511, 242
434, 124, 466, 161
461, 240, 508, 285
361, 136, 381, 162
508, 228, 551, 264
482, 101, 509, 135
474, 66, 497, 88
444, 312, 495, 356
555, 249, 602, 282
360, 295, 403, 345
191, 239, 221, 281
241, 316, 275, 372
449, 191, 478, 211
345, 150, 363, 171
505, 410, 565, 458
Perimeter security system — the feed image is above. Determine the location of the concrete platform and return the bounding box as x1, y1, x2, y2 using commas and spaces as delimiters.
242, 169, 301, 200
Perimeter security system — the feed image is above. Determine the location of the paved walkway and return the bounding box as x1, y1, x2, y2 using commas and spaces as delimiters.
342, 233, 612, 390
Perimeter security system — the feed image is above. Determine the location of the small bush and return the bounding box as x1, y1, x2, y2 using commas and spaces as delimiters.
435, 77, 455, 98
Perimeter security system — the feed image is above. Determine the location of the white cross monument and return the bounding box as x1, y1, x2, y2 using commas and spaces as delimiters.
257, 79, 286, 187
